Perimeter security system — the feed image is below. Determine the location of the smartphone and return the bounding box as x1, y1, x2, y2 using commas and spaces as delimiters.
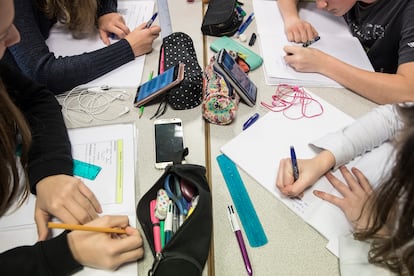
134, 63, 185, 107
154, 118, 185, 169
213, 49, 257, 106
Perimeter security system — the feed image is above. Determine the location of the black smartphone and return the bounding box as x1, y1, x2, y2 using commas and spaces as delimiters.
213, 49, 257, 106
154, 118, 185, 169
134, 63, 185, 107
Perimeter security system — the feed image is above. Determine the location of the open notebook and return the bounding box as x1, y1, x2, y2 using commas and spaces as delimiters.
0, 123, 138, 275
253, 0, 374, 87
220, 91, 393, 256
46, 1, 154, 88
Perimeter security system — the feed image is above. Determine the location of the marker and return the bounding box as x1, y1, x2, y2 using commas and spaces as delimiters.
303, 36, 320, 47
243, 113, 259, 130
290, 146, 299, 181
164, 200, 173, 244
227, 205, 253, 276
139, 71, 153, 118
150, 199, 162, 254
160, 221, 165, 248
235, 12, 255, 37
146, 12, 158, 28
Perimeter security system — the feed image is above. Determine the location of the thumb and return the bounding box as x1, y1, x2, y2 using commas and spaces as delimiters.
35, 206, 51, 241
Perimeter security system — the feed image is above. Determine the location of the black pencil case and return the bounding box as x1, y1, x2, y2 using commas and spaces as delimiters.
201, 0, 243, 37
137, 164, 212, 276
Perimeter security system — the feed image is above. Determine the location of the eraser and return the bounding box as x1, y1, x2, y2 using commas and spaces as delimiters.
239, 34, 247, 42
155, 188, 170, 219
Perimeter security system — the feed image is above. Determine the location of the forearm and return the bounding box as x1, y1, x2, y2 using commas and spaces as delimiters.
310, 104, 401, 168
10, 0, 134, 94
319, 55, 414, 104
312, 149, 336, 175
277, 0, 301, 22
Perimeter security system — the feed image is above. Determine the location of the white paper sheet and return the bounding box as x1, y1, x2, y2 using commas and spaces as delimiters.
220, 91, 394, 256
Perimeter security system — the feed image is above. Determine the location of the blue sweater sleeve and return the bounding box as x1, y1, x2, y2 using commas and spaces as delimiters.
7, 0, 134, 94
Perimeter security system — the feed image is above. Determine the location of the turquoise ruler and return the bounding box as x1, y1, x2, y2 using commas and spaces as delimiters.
73, 159, 101, 180
216, 154, 268, 247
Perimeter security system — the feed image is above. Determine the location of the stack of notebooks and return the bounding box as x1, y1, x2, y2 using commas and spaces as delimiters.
253, 0, 374, 87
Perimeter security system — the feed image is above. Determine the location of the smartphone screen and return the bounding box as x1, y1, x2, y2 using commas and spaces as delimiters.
154, 119, 184, 169
216, 49, 257, 105
134, 65, 178, 105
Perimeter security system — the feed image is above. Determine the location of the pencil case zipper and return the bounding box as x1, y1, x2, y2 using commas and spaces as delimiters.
148, 251, 202, 276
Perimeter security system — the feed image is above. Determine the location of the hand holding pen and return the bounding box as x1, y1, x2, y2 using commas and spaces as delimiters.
275, 146, 304, 198
275, 148, 336, 198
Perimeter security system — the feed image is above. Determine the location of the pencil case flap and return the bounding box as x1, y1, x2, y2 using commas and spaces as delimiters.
210, 36, 263, 70
137, 164, 212, 276
201, 0, 243, 37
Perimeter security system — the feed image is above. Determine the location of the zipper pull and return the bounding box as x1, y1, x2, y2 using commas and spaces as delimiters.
148, 253, 163, 276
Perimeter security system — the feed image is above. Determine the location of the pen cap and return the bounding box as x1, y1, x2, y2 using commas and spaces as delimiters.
150, 199, 160, 224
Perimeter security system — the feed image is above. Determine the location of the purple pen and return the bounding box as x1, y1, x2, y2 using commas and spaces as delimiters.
227, 205, 253, 276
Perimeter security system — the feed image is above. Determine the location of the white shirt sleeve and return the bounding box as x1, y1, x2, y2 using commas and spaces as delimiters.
310, 104, 402, 169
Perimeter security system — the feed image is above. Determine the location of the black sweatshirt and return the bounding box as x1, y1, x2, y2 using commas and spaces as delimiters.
0, 61, 83, 275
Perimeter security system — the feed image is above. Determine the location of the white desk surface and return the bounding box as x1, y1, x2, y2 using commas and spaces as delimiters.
61, 0, 378, 275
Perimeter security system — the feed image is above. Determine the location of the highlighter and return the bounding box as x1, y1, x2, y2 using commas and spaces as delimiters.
150, 199, 162, 253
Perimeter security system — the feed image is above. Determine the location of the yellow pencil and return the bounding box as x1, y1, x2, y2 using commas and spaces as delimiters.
48, 222, 127, 234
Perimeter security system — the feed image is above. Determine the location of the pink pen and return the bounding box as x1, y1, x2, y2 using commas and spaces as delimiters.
227, 205, 253, 276
150, 199, 162, 254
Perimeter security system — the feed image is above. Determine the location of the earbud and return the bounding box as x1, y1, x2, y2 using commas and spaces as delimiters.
100, 84, 112, 91
118, 107, 130, 116
116, 93, 126, 100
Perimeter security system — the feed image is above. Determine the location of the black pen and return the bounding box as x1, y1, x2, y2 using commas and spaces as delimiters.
248, 33, 257, 46
302, 36, 320, 47
290, 146, 299, 181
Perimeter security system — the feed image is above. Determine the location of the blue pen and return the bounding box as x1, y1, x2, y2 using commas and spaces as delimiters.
243, 113, 259, 130
237, 13, 255, 36
303, 36, 321, 47
146, 12, 158, 28
290, 146, 299, 181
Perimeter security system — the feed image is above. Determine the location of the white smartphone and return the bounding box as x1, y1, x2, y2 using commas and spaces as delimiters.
213, 49, 257, 107
154, 118, 185, 169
